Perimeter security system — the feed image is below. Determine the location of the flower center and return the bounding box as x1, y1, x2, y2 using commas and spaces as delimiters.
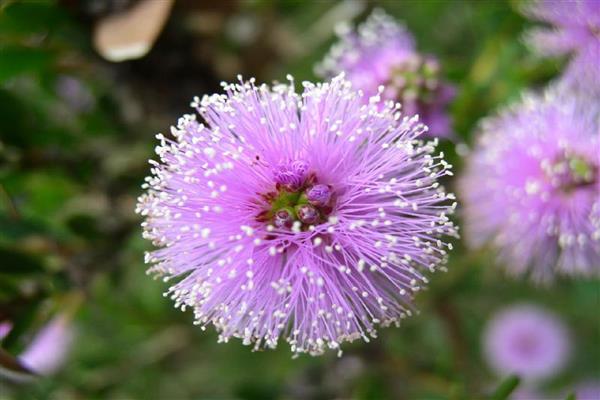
385, 54, 441, 105
544, 153, 597, 192
514, 332, 539, 357
590, 23, 600, 40
256, 161, 334, 230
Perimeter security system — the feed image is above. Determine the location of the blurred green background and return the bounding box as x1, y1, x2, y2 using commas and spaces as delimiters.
0, 0, 598, 399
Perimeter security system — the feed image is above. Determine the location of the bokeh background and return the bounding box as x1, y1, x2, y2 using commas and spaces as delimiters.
0, 0, 598, 399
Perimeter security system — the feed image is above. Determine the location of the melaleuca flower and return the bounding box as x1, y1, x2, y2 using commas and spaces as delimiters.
316, 9, 455, 138
136, 74, 457, 356
523, 0, 600, 92
483, 304, 570, 382
460, 88, 600, 281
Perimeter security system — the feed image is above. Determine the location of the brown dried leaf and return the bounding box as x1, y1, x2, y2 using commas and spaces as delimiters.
93, 0, 174, 62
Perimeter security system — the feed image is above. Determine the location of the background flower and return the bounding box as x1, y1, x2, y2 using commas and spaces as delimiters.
316, 9, 455, 138
523, 0, 600, 93
483, 304, 570, 382
460, 88, 600, 281
19, 314, 75, 376
0, 315, 75, 380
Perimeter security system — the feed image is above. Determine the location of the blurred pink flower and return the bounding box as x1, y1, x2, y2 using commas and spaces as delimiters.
316, 9, 455, 139
19, 314, 75, 375
483, 304, 570, 382
0, 315, 75, 378
55, 75, 95, 113
460, 88, 600, 282
523, 0, 600, 94
0, 321, 12, 340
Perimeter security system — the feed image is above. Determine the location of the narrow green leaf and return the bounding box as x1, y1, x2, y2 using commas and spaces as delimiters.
490, 375, 520, 400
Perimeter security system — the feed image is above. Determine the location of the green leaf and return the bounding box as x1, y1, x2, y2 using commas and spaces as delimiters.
490, 375, 521, 400
0, 1, 70, 36
66, 214, 102, 241
0, 46, 54, 83
3, 171, 79, 220
0, 246, 45, 275
0, 87, 31, 145
0, 215, 49, 243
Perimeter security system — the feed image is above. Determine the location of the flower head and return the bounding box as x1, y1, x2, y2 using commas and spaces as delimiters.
460, 88, 600, 281
523, 0, 600, 93
483, 304, 570, 382
316, 9, 455, 138
136, 74, 457, 356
